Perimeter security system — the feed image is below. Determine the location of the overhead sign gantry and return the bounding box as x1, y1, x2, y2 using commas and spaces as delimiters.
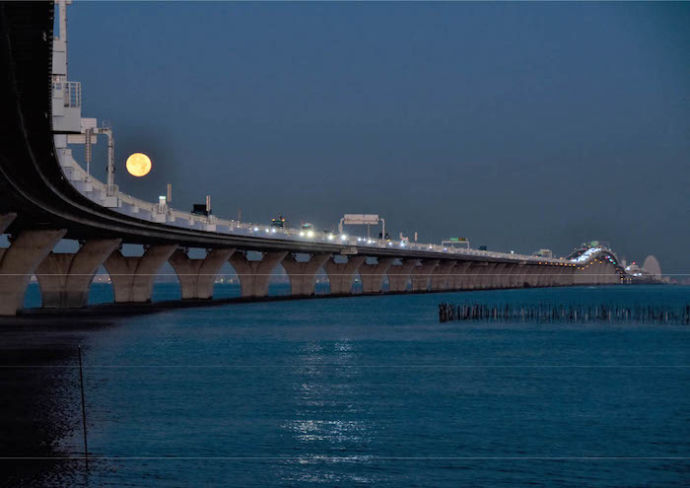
338, 214, 386, 239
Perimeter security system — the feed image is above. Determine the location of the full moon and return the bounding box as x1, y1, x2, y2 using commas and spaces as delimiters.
125, 153, 152, 177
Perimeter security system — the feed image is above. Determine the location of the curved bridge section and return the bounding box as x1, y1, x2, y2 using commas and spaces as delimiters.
0, 3, 625, 316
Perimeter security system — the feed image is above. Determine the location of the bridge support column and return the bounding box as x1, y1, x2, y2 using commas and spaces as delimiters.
552, 265, 572, 287
387, 259, 416, 292
449, 261, 472, 290
533, 266, 545, 287
104, 245, 177, 303
523, 265, 541, 287
412, 259, 439, 292
577, 259, 619, 285
501, 263, 516, 288
537, 266, 554, 287
464, 262, 489, 289
281, 253, 331, 296
479, 263, 498, 289
574, 264, 590, 286
169, 248, 235, 300
507, 263, 526, 288
546, 265, 561, 287
0, 226, 66, 315
430, 261, 457, 291
230, 251, 288, 298
36, 239, 121, 308
324, 255, 365, 295
488, 263, 508, 288
359, 258, 394, 294
467, 262, 491, 289
460, 262, 478, 290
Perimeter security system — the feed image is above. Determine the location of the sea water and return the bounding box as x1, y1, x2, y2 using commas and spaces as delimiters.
3, 284, 689, 487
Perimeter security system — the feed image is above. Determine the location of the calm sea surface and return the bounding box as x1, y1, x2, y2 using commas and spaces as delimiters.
3, 285, 690, 487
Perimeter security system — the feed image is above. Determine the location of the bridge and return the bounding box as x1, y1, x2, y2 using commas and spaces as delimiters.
0, 2, 627, 317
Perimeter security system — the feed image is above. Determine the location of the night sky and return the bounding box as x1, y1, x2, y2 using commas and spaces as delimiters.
66, 2, 689, 274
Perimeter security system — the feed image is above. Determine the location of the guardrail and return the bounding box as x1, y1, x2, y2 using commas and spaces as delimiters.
59, 153, 570, 265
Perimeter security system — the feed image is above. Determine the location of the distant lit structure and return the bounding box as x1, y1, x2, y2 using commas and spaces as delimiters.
442, 237, 470, 250
625, 255, 663, 283
642, 255, 662, 280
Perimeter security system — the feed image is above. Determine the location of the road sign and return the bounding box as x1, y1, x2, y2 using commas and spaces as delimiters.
343, 214, 380, 225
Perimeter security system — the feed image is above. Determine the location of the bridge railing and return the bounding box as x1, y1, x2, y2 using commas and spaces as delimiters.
57, 151, 567, 265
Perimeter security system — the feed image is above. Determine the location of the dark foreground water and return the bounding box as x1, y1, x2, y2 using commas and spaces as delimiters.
2, 285, 689, 487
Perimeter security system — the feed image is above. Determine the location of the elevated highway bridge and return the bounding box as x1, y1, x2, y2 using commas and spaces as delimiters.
0, 2, 626, 316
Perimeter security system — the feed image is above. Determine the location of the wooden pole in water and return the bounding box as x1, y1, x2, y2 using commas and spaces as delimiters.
78, 345, 88, 468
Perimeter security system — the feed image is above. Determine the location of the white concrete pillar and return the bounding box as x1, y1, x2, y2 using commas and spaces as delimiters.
554, 264, 575, 287
359, 257, 394, 294
281, 253, 331, 296
461, 262, 480, 290
585, 260, 619, 285
36, 238, 121, 308
544, 265, 558, 287
323, 255, 365, 295
229, 251, 288, 298
488, 263, 508, 288
411, 259, 439, 292
573, 258, 619, 285
533, 265, 547, 287
512, 263, 529, 288
449, 261, 472, 290
387, 259, 416, 292
104, 244, 177, 303
471, 262, 493, 289
504, 263, 523, 288
546, 265, 561, 287
524, 265, 541, 287
169, 248, 235, 300
0, 228, 66, 315
574, 264, 585, 285
430, 261, 457, 291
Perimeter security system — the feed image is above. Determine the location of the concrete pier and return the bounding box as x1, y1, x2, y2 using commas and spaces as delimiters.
104, 245, 177, 303
35, 238, 121, 308
323, 255, 365, 295
411, 259, 439, 292
449, 261, 472, 290
506, 263, 525, 288
489, 263, 508, 288
558, 265, 575, 286
480, 262, 498, 289
0, 227, 66, 315
462, 262, 483, 290
430, 260, 457, 291
359, 257, 394, 294
387, 259, 416, 292
537, 265, 551, 286
229, 251, 288, 298
574, 259, 620, 286
519, 265, 537, 287
281, 253, 331, 296
169, 248, 235, 300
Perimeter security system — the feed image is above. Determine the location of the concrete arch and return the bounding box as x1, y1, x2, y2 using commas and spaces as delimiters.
169, 248, 235, 300
228, 250, 288, 298
279, 252, 330, 297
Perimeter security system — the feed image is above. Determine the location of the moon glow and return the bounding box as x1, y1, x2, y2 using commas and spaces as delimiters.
126, 153, 152, 177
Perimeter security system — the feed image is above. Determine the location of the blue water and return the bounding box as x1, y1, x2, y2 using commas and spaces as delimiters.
10, 285, 690, 486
